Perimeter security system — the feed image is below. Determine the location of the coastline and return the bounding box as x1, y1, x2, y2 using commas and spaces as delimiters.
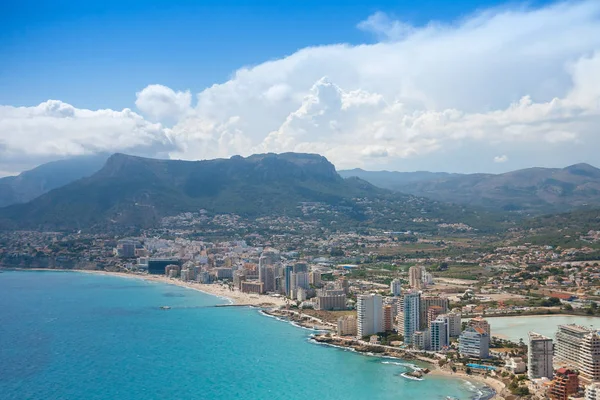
1, 267, 287, 308
428, 367, 505, 400
78, 270, 289, 308
5, 268, 501, 398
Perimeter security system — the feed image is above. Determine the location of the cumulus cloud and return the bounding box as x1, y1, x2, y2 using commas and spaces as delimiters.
0, 100, 176, 175
494, 155, 508, 163
135, 84, 192, 121
2, 0, 600, 175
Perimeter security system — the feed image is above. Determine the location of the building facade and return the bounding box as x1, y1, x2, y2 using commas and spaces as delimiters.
528, 331, 554, 380
357, 294, 383, 338
403, 291, 421, 345
459, 327, 490, 358
390, 279, 402, 296
548, 368, 579, 400
430, 315, 449, 352
337, 315, 357, 336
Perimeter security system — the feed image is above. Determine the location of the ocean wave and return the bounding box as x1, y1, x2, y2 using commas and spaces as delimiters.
307, 338, 357, 352
400, 373, 423, 381
381, 361, 420, 370
258, 310, 320, 332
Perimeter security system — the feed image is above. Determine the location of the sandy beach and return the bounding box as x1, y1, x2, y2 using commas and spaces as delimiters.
78, 270, 289, 307
429, 367, 506, 400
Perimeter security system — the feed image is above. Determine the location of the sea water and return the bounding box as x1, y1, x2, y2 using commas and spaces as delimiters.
0, 271, 491, 400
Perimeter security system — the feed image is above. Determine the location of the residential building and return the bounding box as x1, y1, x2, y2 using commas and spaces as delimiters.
554, 324, 600, 385
505, 357, 527, 374
430, 315, 449, 352
383, 304, 394, 332
447, 310, 462, 337
337, 315, 357, 336
309, 271, 322, 287
420, 295, 449, 330
586, 382, 600, 400
390, 279, 402, 296
467, 316, 491, 337
413, 330, 430, 350
580, 331, 600, 386
548, 368, 579, 400
240, 281, 264, 294
408, 265, 424, 289
403, 291, 421, 345
215, 267, 233, 280
315, 294, 346, 311
528, 332, 554, 379
459, 327, 490, 358
148, 258, 180, 275
357, 294, 383, 338
427, 306, 443, 328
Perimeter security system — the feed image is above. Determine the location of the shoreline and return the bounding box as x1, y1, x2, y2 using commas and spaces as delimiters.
2, 267, 287, 308
310, 335, 503, 399
429, 367, 505, 400
5, 268, 502, 398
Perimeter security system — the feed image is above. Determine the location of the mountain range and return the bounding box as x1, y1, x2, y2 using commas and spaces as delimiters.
0, 153, 390, 230
339, 163, 600, 214
2, 153, 600, 232
0, 154, 109, 208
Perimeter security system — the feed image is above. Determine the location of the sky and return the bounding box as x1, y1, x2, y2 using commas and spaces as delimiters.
1, 0, 599, 176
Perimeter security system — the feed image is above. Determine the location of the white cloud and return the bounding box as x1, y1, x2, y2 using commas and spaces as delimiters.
357, 11, 415, 41
135, 84, 192, 121
2, 0, 600, 175
0, 100, 176, 175
494, 155, 508, 163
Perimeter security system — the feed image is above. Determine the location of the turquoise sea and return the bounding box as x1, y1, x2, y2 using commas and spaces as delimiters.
0, 271, 491, 400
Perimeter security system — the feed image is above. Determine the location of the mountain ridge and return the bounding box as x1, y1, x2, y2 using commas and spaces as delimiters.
339, 163, 600, 213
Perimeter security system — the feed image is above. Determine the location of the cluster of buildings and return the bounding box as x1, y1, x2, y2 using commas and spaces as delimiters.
522, 324, 600, 399
338, 279, 492, 359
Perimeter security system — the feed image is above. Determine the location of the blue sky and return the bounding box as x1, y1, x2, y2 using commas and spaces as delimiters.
1, 0, 554, 110
1, 0, 599, 176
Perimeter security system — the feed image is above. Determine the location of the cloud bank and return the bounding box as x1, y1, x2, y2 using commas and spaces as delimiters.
2, 0, 600, 176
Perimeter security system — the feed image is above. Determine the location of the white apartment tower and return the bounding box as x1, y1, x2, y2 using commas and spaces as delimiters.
357, 294, 383, 338
528, 332, 553, 379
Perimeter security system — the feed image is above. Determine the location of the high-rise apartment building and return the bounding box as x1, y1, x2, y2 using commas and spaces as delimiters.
430, 315, 449, 352
586, 382, 600, 400
528, 331, 554, 379
459, 327, 490, 358
357, 294, 383, 338
420, 296, 449, 330
579, 331, 600, 386
337, 315, 357, 336
390, 279, 402, 296
402, 291, 421, 345
447, 310, 462, 337
427, 306, 443, 328
554, 324, 600, 385
408, 266, 424, 289
383, 304, 394, 332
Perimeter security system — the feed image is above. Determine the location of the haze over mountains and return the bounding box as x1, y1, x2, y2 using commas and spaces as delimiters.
339, 164, 600, 213
0, 154, 109, 208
